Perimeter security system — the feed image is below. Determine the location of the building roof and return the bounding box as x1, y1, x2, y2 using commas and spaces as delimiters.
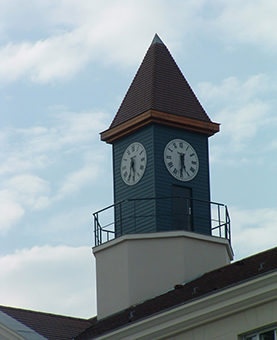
75, 246, 277, 340
1, 247, 277, 339
101, 35, 219, 143
109, 34, 211, 129
0, 305, 94, 340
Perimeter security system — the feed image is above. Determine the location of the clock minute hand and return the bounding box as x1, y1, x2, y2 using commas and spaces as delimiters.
132, 157, 136, 182
179, 152, 184, 177
179, 152, 190, 177
128, 156, 136, 182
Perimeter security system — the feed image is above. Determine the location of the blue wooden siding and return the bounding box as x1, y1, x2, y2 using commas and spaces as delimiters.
113, 123, 211, 236
113, 125, 156, 236
153, 124, 211, 235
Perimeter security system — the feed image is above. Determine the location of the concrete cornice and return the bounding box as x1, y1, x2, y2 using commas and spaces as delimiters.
94, 270, 277, 340
93, 230, 233, 260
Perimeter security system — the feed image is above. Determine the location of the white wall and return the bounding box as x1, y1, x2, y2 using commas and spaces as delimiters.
94, 231, 233, 319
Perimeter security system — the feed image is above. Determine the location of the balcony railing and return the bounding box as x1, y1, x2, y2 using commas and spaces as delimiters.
93, 196, 231, 247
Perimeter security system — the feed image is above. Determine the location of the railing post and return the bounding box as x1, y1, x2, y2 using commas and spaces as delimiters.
218, 204, 221, 237
94, 213, 100, 246
94, 213, 97, 246
225, 205, 230, 242
99, 214, 102, 245
120, 201, 123, 236
134, 200, 136, 233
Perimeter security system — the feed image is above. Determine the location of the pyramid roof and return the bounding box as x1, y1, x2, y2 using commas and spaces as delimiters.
101, 34, 219, 143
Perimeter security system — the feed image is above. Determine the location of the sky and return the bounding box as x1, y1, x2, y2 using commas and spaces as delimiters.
0, 0, 277, 319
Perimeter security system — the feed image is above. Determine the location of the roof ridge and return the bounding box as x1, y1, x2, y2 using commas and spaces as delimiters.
0, 305, 91, 321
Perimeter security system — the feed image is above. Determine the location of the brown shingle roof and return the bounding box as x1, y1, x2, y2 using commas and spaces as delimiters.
109, 34, 212, 129
0, 305, 94, 340
76, 246, 277, 340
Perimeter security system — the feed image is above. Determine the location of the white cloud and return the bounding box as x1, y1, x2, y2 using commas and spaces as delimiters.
218, 101, 269, 145
0, 109, 109, 231
0, 175, 50, 232
54, 162, 103, 201
0, 245, 96, 318
54, 137, 110, 201
0, 1, 161, 83
0, 109, 108, 176
198, 74, 271, 106
197, 74, 275, 150
5, 175, 50, 199
0, 1, 277, 84
0, 191, 25, 232
53, 109, 107, 145
40, 204, 95, 236
231, 207, 277, 260
200, 1, 277, 52
0, 0, 230, 84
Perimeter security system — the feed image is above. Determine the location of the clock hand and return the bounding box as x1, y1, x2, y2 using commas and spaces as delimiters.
132, 158, 136, 182
128, 156, 135, 181
179, 152, 190, 177
179, 153, 184, 177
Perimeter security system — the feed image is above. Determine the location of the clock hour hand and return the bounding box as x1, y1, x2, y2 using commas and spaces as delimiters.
179, 152, 190, 177
128, 156, 136, 181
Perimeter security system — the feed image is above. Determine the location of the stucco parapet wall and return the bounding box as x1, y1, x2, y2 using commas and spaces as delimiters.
94, 230, 234, 318
94, 270, 277, 340
93, 230, 233, 261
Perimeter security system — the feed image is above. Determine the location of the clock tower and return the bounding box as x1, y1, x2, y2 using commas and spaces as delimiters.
101, 34, 219, 237
94, 35, 233, 319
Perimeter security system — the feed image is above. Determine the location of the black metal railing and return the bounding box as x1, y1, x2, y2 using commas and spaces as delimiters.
93, 196, 231, 247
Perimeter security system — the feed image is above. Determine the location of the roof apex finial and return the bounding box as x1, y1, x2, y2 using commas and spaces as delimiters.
151, 34, 164, 45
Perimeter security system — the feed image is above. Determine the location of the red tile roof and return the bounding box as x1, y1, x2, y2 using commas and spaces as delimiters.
0, 305, 94, 340
109, 34, 212, 129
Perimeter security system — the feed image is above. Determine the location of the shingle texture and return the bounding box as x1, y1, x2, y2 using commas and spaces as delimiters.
0, 305, 94, 340
110, 35, 211, 129
76, 246, 277, 340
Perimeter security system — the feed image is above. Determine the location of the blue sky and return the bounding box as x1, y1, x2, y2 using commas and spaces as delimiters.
0, 1, 277, 318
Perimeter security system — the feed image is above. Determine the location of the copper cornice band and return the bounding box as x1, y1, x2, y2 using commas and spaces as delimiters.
101, 110, 220, 143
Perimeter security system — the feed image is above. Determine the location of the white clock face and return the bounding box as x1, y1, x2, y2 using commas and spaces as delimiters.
121, 142, 147, 186
164, 139, 199, 181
